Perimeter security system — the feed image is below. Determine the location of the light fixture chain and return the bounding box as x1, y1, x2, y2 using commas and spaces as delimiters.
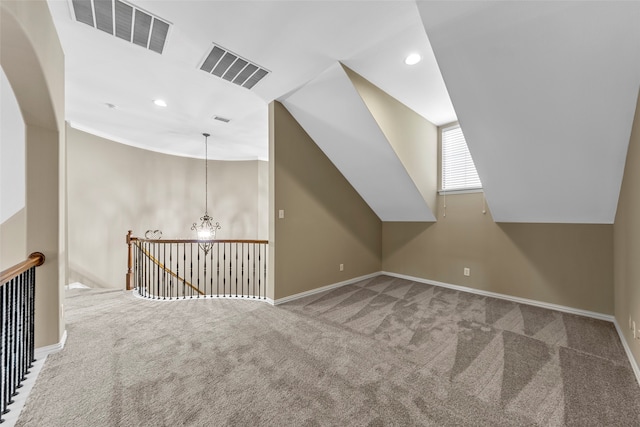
204, 134, 208, 214
191, 131, 220, 254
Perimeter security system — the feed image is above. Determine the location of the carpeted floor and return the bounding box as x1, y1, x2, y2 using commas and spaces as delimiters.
16, 275, 640, 426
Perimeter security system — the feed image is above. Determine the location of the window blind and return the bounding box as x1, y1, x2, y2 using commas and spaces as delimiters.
441, 125, 482, 191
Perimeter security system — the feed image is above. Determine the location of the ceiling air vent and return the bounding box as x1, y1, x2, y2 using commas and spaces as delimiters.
213, 116, 231, 123
71, 0, 171, 54
200, 44, 270, 90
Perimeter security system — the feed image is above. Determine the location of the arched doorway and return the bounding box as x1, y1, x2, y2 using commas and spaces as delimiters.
1, 1, 65, 348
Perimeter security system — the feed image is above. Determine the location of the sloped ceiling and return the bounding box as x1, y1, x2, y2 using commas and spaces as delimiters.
282, 63, 435, 221
418, 1, 640, 223
47, 1, 640, 224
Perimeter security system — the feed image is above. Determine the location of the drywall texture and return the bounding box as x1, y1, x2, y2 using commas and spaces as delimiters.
0, 67, 26, 270
1, 0, 65, 348
0, 209, 26, 270
258, 160, 269, 240
383, 192, 614, 314
67, 126, 267, 289
271, 101, 382, 300
614, 88, 640, 368
1, 67, 25, 225
344, 65, 438, 218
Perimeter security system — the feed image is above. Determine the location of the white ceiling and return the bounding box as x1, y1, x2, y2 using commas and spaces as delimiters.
418, 1, 640, 223
283, 63, 435, 221
47, 0, 455, 160
47, 0, 640, 224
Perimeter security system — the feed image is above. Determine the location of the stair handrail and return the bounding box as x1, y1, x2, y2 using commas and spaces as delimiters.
1, 252, 45, 286
1, 251, 44, 422
126, 231, 268, 291
133, 240, 204, 296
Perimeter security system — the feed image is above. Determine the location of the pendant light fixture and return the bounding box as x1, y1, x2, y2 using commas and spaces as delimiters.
191, 132, 221, 254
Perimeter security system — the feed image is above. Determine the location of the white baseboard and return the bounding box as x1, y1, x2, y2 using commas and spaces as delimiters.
2, 356, 48, 427
613, 319, 640, 387
35, 329, 67, 360
65, 282, 90, 290
273, 270, 615, 322
277, 270, 640, 386
3, 331, 68, 427
382, 271, 614, 322
272, 272, 381, 305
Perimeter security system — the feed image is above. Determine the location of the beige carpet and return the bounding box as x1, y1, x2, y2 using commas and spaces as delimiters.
16, 276, 640, 426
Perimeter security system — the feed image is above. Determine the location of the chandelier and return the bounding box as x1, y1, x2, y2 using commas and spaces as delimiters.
191, 132, 221, 254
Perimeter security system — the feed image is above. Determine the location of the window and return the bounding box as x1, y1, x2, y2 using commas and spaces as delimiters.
441, 125, 482, 192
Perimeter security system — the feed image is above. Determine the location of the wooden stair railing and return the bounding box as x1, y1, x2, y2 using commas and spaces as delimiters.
0, 252, 45, 284
1, 252, 45, 422
133, 241, 204, 296
126, 231, 268, 300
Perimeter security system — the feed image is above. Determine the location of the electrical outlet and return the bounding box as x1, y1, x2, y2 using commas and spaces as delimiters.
278, 209, 285, 219
634, 321, 637, 339
463, 267, 470, 277
339, 264, 344, 271
630, 316, 634, 330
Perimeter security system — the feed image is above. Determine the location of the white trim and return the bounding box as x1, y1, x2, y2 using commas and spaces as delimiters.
2, 356, 48, 427
272, 270, 615, 322
382, 271, 614, 322
272, 272, 381, 305
65, 282, 90, 290
34, 329, 67, 359
613, 319, 640, 387
2, 331, 70, 426
438, 188, 483, 195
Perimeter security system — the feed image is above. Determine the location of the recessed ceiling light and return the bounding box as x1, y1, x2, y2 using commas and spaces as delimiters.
153, 99, 167, 107
404, 53, 421, 65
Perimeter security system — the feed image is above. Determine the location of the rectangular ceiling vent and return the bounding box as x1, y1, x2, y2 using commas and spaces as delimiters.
200, 44, 270, 90
71, 0, 171, 54
213, 116, 231, 123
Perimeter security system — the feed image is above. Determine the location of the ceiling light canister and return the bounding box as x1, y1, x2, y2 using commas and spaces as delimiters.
404, 53, 421, 65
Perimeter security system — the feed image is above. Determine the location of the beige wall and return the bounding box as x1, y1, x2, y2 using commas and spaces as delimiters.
269, 77, 614, 314
383, 192, 614, 314
344, 65, 438, 218
1, 0, 65, 347
270, 101, 382, 300
614, 88, 640, 367
258, 160, 269, 240
67, 126, 267, 289
0, 65, 26, 270
0, 209, 26, 270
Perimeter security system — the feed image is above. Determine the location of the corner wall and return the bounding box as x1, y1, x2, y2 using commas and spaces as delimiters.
1, 0, 66, 347
614, 88, 640, 368
0, 66, 26, 270
344, 66, 438, 218
67, 126, 267, 288
270, 101, 382, 300
383, 192, 614, 314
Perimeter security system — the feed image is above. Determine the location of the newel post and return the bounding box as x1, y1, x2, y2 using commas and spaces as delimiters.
126, 230, 133, 290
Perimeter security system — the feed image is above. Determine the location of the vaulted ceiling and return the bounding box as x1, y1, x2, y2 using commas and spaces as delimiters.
418, 1, 640, 223
47, 0, 640, 223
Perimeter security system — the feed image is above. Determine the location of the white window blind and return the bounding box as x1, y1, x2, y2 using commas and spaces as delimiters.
441, 125, 482, 191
